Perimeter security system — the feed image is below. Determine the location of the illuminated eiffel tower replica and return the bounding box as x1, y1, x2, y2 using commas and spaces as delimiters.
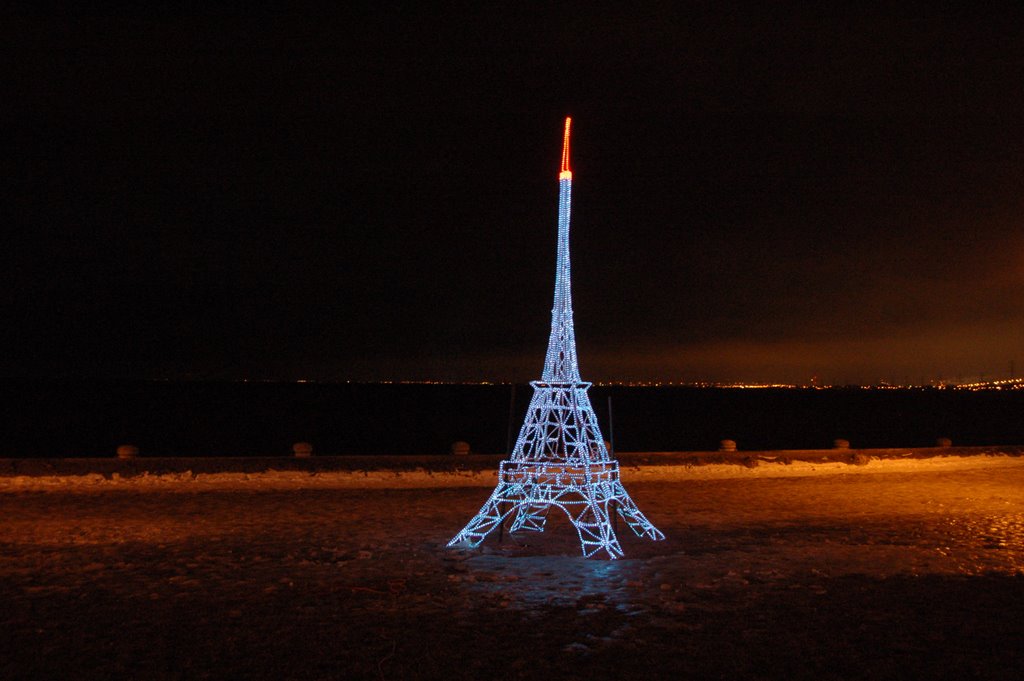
449, 118, 664, 558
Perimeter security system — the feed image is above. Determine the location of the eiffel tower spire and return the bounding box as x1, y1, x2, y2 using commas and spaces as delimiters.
542, 117, 580, 383
449, 118, 664, 558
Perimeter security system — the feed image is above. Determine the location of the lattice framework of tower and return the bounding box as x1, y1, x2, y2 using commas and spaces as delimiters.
449, 118, 665, 559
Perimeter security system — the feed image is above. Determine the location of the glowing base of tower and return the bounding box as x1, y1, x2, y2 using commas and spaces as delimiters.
448, 381, 664, 559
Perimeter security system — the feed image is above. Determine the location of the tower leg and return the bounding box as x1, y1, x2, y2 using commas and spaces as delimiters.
448, 486, 519, 547
611, 482, 665, 541
509, 500, 550, 533
568, 494, 624, 559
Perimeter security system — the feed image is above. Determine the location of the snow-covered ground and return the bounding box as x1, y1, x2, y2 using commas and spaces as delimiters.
1, 452, 1017, 490
2, 456, 1022, 679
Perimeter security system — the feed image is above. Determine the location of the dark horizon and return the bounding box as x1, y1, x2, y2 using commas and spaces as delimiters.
5, 7, 1024, 385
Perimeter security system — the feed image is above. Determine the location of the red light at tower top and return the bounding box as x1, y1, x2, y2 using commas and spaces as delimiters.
560, 116, 572, 179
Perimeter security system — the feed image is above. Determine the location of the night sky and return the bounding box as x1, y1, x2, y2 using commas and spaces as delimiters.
5, 6, 1024, 384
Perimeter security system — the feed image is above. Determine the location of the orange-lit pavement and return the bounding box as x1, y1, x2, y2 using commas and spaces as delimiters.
2, 458, 1022, 679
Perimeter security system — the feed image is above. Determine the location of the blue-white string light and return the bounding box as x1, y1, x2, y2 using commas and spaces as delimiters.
449, 118, 665, 559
